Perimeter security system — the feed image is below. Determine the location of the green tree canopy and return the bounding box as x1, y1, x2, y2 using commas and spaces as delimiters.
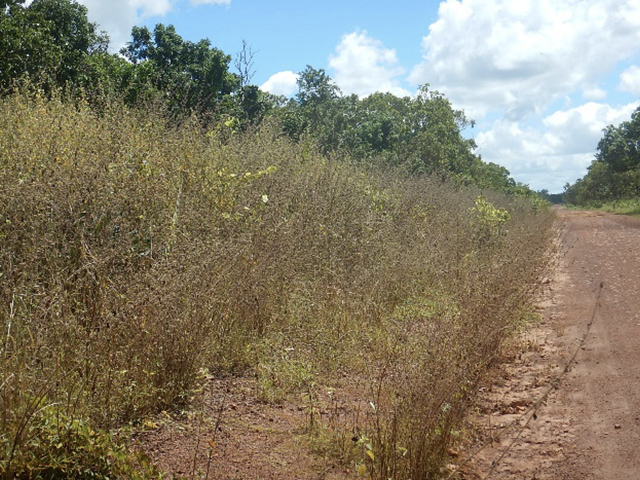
121, 24, 241, 119
0, 0, 107, 92
275, 66, 527, 193
596, 109, 640, 173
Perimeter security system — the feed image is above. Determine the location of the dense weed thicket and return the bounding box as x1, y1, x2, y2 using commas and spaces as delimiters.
0, 93, 554, 479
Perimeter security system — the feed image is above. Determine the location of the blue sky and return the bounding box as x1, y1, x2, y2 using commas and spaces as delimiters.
80, 0, 640, 193
158, 0, 436, 85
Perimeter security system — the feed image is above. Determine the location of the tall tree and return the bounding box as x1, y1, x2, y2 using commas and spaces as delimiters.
121, 24, 241, 119
0, 0, 107, 92
295, 66, 340, 106
596, 108, 640, 173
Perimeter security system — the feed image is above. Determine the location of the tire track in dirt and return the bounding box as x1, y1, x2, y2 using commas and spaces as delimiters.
460, 209, 640, 480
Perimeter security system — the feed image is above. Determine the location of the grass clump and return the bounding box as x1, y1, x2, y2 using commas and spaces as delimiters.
0, 91, 554, 478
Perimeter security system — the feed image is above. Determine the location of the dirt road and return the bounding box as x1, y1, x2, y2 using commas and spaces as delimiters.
463, 208, 640, 479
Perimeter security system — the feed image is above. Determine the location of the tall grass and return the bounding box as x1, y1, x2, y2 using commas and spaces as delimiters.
595, 198, 640, 216
0, 91, 553, 478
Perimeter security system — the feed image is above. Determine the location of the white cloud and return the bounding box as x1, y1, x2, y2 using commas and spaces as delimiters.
78, 0, 230, 51
582, 85, 608, 101
328, 31, 411, 98
260, 71, 299, 97
410, 0, 640, 121
476, 101, 640, 191
544, 102, 637, 137
619, 65, 640, 96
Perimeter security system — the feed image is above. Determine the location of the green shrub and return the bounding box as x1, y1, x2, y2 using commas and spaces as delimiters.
1, 400, 162, 479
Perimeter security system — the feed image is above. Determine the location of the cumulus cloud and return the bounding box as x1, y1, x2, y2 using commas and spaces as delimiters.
619, 65, 640, 96
328, 31, 411, 97
543, 102, 638, 150
476, 101, 640, 191
260, 71, 299, 97
78, 0, 230, 51
410, 0, 640, 121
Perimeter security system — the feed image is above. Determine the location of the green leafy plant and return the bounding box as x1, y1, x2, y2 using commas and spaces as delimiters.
1, 401, 163, 479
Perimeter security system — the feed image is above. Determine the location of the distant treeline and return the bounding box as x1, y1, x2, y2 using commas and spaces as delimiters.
536, 190, 564, 204
1, 0, 542, 196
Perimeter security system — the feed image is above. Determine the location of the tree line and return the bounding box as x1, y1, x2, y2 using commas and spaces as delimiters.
564, 106, 640, 205
1, 0, 535, 195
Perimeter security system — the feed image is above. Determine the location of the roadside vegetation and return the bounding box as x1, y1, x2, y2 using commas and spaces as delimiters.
1, 92, 552, 480
1, 1, 555, 478
570, 198, 640, 217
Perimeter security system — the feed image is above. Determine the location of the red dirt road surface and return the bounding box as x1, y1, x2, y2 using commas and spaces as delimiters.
462, 208, 640, 479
